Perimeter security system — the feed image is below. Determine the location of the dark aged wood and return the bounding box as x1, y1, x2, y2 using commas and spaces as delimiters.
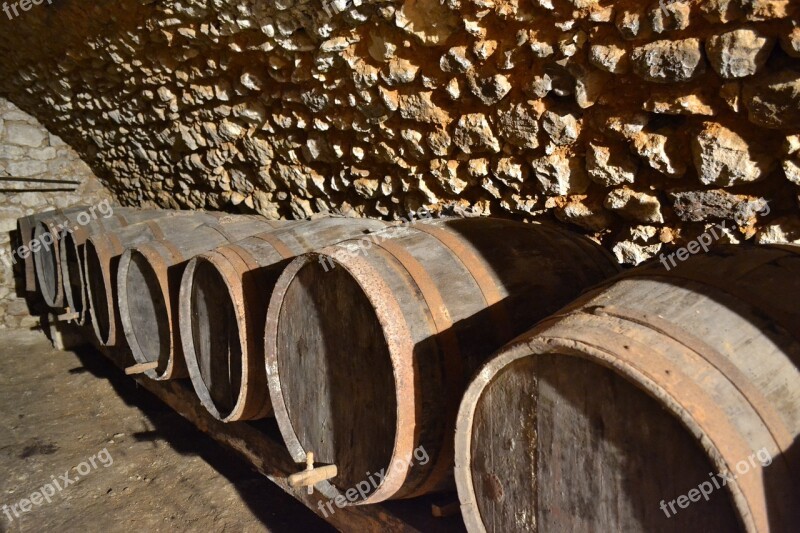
180, 217, 388, 422
265, 218, 622, 506
17, 210, 71, 296
82, 212, 224, 345
469, 355, 741, 533
455, 245, 800, 533
87, 338, 465, 533
33, 208, 178, 309
20, 207, 86, 301
116, 216, 289, 382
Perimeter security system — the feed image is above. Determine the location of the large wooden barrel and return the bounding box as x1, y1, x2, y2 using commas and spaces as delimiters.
33, 207, 176, 308
116, 216, 292, 381
264, 217, 621, 505
455, 245, 800, 533
179, 217, 389, 422
82, 212, 225, 345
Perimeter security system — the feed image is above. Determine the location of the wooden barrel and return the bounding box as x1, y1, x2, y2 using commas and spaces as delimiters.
264, 217, 621, 505
455, 245, 800, 533
56, 208, 186, 319
116, 216, 292, 381
82, 212, 225, 345
33, 207, 176, 309
179, 217, 389, 422
17, 208, 84, 297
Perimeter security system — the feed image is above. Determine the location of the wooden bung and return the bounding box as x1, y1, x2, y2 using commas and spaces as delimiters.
125, 362, 159, 375
287, 452, 338, 495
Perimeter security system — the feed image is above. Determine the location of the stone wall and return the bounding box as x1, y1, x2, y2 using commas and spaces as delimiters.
0, 0, 798, 265
0, 98, 111, 328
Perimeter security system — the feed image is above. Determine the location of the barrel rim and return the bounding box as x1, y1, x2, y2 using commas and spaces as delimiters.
84, 234, 129, 344
84, 239, 113, 344
264, 250, 417, 506
59, 227, 91, 325
117, 245, 175, 380
180, 252, 252, 422
33, 220, 63, 308
17, 215, 37, 294
454, 335, 757, 533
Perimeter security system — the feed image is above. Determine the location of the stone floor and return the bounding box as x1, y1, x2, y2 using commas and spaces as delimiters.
0, 327, 333, 532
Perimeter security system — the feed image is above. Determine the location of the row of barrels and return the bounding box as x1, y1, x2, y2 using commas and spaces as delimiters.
15, 207, 799, 532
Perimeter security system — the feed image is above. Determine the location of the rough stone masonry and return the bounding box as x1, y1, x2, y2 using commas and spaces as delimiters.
0, 0, 798, 265
0, 98, 111, 328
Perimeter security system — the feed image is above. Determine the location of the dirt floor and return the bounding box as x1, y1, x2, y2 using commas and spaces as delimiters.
0, 327, 334, 533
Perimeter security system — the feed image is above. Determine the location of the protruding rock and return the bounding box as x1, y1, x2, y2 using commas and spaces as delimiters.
542, 110, 581, 146
705, 28, 774, 79
780, 26, 800, 57
756, 216, 800, 244
572, 66, 609, 108
669, 189, 768, 225
440, 46, 472, 73
605, 188, 664, 223
398, 91, 450, 124
700, 0, 744, 23
631, 39, 706, 83
616, 9, 649, 40
691, 122, 774, 186
453, 113, 501, 154
381, 58, 419, 85
589, 43, 629, 74
643, 91, 716, 116
612, 225, 662, 265
496, 103, 539, 149
493, 156, 526, 189
586, 143, 638, 186
354, 177, 381, 198
631, 131, 688, 178
427, 129, 453, 156
466, 157, 489, 178
554, 196, 616, 231
467, 73, 512, 106
531, 153, 590, 196
395, 0, 460, 46
784, 159, 800, 185
649, 1, 691, 33
743, 71, 800, 129
444, 77, 461, 100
